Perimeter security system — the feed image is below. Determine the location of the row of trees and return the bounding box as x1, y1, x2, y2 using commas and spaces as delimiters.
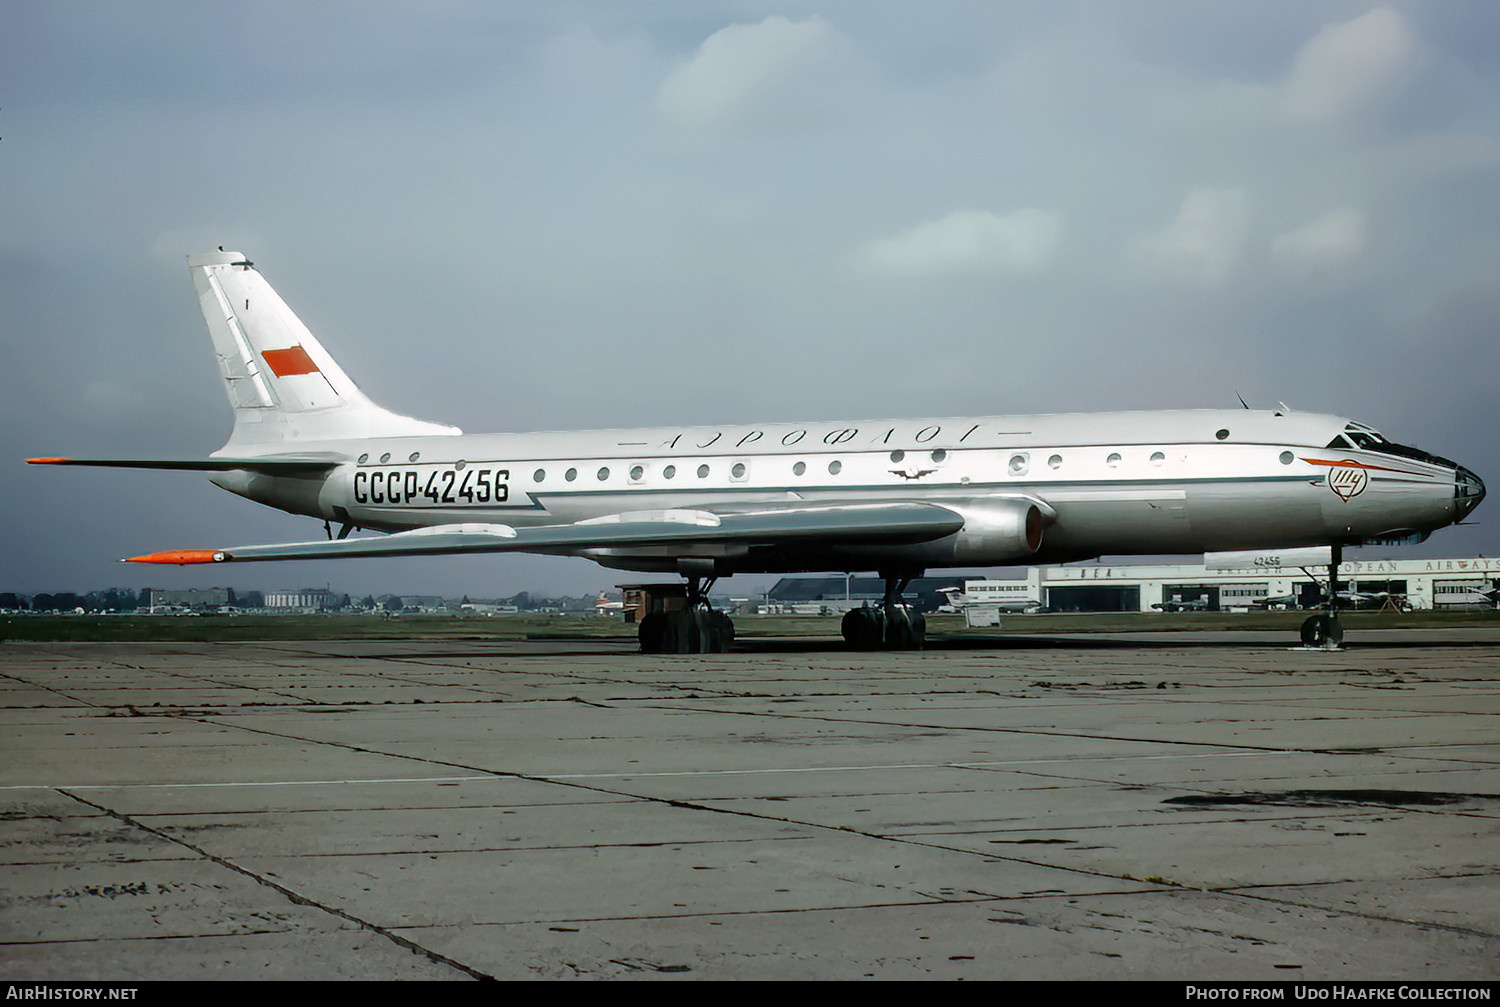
2, 590, 598, 614
2, 590, 146, 613
1, 590, 273, 613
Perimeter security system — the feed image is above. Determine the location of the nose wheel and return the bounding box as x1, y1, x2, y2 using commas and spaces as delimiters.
1299, 613, 1344, 649
1299, 543, 1345, 651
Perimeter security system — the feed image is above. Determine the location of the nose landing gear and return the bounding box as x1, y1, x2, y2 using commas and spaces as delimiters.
1299, 543, 1345, 651
1299, 612, 1344, 649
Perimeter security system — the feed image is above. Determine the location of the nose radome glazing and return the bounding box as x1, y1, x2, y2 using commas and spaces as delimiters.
1455, 466, 1485, 520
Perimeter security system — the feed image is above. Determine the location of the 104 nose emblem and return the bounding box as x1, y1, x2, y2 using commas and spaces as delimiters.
1328, 464, 1369, 501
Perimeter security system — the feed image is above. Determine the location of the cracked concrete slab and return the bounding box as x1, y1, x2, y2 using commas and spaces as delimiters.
399, 888, 1498, 981
0, 633, 1495, 980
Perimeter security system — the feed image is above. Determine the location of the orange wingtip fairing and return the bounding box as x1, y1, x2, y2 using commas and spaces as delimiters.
126, 550, 220, 565
26, 457, 71, 464
261, 345, 321, 377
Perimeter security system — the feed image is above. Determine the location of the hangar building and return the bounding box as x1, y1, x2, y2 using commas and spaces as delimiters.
963, 556, 1499, 613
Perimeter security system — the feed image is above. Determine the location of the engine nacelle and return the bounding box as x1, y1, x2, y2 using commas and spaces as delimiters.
841, 497, 1046, 568
946, 498, 1046, 564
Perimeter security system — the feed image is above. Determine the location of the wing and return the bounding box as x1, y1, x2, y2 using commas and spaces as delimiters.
28, 455, 340, 474
124, 502, 966, 564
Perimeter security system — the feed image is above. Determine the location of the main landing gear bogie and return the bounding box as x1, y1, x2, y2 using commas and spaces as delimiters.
638, 607, 734, 654
637, 574, 734, 654
841, 606, 926, 650
840, 571, 928, 651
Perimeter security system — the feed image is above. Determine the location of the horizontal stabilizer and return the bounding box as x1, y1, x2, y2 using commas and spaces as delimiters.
28, 455, 341, 474
126, 502, 967, 564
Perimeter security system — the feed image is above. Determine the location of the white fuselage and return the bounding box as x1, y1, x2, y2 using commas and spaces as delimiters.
211, 407, 1474, 576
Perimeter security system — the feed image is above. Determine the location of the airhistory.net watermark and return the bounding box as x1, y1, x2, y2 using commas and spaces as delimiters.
5, 989, 138, 1001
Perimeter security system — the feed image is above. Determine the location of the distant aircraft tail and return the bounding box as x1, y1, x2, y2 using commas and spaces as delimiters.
188, 250, 460, 450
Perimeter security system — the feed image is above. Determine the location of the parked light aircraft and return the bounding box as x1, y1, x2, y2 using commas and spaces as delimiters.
1152, 597, 1212, 613
593, 592, 626, 616
1334, 589, 1403, 610
30, 251, 1487, 651
936, 586, 1042, 615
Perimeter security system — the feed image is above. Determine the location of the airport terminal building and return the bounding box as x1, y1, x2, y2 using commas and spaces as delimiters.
964, 556, 1500, 613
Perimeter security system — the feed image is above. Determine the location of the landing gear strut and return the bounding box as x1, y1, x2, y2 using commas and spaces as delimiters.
637, 576, 735, 654
1300, 543, 1345, 650
841, 571, 926, 650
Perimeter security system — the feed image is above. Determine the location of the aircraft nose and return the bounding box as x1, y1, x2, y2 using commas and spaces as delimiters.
1455, 466, 1485, 520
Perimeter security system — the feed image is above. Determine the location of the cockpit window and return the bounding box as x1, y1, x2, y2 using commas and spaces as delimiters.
1369, 440, 1458, 468
1334, 423, 1457, 468
1329, 424, 1388, 450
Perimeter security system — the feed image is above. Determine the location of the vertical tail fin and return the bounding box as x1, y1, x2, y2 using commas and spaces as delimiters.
188, 250, 460, 449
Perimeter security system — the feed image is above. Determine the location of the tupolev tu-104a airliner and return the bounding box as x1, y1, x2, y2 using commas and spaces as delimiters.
30, 250, 1486, 651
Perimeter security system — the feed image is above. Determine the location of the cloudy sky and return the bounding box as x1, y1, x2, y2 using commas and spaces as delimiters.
3, 1, 1498, 598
